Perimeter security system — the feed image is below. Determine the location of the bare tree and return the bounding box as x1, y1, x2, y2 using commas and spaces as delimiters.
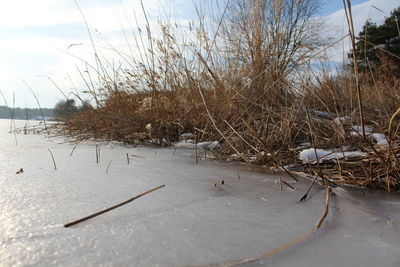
214, 0, 323, 104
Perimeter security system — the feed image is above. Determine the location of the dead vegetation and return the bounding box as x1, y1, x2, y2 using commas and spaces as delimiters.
56, 0, 400, 191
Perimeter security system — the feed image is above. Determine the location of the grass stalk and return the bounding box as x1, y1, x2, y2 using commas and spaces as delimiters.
64, 184, 165, 227
48, 149, 57, 170
106, 160, 112, 173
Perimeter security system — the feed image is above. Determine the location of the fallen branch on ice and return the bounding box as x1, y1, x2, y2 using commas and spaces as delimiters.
64, 184, 165, 227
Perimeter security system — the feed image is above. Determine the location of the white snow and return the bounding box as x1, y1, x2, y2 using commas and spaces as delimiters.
349, 126, 373, 136
196, 141, 220, 150
346, 126, 389, 146
174, 140, 220, 150
369, 133, 389, 146
299, 148, 367, 164
181, 133, 195, 139
299, 148, 332, 163
334, 116, 351, 125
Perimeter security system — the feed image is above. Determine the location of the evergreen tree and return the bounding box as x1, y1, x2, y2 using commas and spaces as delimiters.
354, 20, 380, 67
352, 7, 400, 77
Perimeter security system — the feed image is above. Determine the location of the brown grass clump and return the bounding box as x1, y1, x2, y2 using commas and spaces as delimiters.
56, 0, 400, 191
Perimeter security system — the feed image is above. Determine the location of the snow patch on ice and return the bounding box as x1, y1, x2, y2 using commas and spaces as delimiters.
181, 133, 195, 139
349, 126, 373, 136
197, 141, 220, 150
174, 141, 220, 150
347, 126, 388, 146
299, 149, 332, 163
369, 133, 388, 146
299, 148, 367, 164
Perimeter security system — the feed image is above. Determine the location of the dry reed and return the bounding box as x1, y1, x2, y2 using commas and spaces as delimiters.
54, 0, 400, 191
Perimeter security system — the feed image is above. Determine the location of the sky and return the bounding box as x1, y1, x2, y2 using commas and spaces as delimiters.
0, 0, 399, 108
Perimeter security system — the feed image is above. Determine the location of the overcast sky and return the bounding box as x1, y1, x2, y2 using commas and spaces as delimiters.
0, 0, 399, 108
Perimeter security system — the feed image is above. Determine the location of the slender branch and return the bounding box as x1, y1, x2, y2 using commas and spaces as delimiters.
64, 184, 165, 227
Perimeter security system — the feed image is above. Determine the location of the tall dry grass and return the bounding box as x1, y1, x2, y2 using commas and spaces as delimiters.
58, 0, 400, 191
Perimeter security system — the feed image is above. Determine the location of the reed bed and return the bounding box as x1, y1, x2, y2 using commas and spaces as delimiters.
55, 0, 400, 191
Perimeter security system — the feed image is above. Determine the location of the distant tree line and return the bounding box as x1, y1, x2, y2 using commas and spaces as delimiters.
53, 99, 92, 121
0, 98, 92, 121
0, 106, 54, 120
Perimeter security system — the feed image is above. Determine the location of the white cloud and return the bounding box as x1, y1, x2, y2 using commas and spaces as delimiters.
0, 0, 167, 29
0, 37, 83, 55
0, 1, 78, 28
0, 0, 171, 107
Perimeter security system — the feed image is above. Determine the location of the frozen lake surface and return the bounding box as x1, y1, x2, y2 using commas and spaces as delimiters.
0, 119, 399, 266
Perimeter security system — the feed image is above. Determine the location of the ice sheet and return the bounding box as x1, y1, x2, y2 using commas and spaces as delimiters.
1, 119, 399, 267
